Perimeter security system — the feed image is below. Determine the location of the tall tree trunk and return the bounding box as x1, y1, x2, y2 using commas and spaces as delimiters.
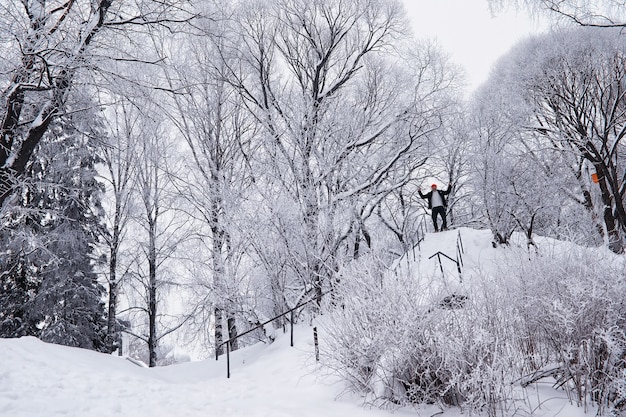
107, 250, 118, 350
597, 172, 623, 254
304, 190, 323, 308
228, 316, 238, 350
106, 202, 122, 351
214, 306, 223, 356
581, 187, 607, 240
148, 220, 158, 367
211, 190, 240, 354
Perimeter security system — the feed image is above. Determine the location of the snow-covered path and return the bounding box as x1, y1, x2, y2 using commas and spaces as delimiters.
0, 329, 428, 417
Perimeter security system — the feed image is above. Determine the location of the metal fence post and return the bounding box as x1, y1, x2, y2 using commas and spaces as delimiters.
215, 290, 331, 378
290, 310, 294, 347
226, 340, 231, 379
436, 253, 444, 274
313, 327, 319, 362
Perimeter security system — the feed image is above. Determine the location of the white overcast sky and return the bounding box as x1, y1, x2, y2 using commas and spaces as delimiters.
402, 0, 548, 92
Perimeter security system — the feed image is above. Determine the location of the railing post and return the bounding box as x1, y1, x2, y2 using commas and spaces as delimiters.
290, 309, 294, 347
226, 340, 231, 379
429, 251, 461, 278
215, 290, 331, 378
313, 327, 319, 362
456, 230, 464, 280
436, 253, 444, 274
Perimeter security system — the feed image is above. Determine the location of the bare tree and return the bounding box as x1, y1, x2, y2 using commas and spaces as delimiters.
468, 88, 521, 246
518, 28, 626, 252
156, 16, 259, 355
223, 0, 457, 307
470, 27, 626, 252
114, 96, 194, 366
96, 94, 139, 352
490, 0, 626, 27
0, 0, 194, 212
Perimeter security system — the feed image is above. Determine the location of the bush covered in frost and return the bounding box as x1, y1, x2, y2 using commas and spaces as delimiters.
319, 241, 626, 416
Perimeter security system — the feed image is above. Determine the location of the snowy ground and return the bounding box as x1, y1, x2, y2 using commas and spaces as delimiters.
0, 328, 431, 417
0, 228, 604, 417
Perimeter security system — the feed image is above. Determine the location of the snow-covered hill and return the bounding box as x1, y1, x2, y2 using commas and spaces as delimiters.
1, 227, 616, 417
397, 227, 622, 307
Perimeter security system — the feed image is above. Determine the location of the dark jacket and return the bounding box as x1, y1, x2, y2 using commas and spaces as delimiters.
418, 186, 451, 209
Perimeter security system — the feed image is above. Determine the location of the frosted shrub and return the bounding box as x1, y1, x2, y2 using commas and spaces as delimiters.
320, 238, 626, 415
318, 254, 407, 397
319, 253, 519, 414
582, 327, 626, 412
506, 247, 626, 415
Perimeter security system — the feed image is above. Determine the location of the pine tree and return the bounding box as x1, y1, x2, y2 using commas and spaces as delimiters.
0, 117, 110, 352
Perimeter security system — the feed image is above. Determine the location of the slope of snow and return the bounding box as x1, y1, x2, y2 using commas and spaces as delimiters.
0, 329, 430, 417
0, 227, 613, 417
399, 227, 622, 305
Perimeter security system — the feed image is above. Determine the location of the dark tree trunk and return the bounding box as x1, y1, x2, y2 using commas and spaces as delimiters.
215, 306, 223, 356
228, 315, 238, 351
106, 203, 122, 351
598, 176, 623, 254
148, 220, 158, 367
107, 252, 118, 350
0, 0, 114, 211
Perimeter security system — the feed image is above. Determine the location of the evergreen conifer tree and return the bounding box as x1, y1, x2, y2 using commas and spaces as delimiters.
0, 117, 110, 352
